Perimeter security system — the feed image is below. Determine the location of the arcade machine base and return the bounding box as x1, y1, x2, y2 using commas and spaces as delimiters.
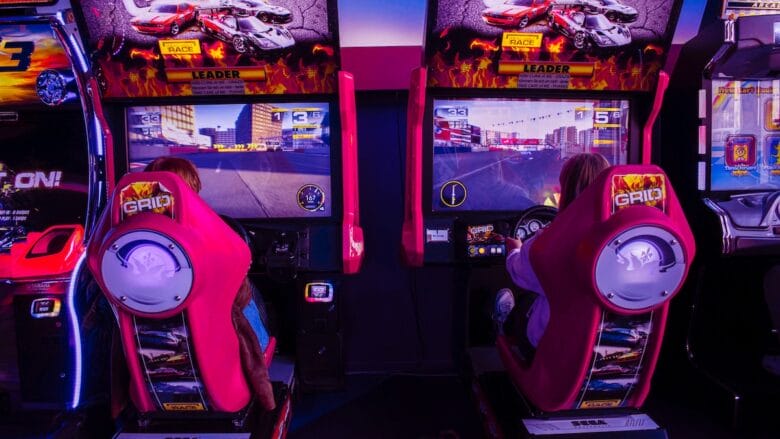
115, 357, 295, 439
467, 347, 668, 439
692, 353, 780, 430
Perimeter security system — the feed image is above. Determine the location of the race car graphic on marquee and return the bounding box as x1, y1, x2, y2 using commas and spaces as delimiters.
74, 0, 338, 97
426, 0, 680, 91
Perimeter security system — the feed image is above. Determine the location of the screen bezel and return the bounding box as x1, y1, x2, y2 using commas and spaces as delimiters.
111, 94, 342, 222
424, 89, 643, 216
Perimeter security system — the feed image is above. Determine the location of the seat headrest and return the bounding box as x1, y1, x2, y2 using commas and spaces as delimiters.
531, 164, 695, 313
87, 171, 250, 317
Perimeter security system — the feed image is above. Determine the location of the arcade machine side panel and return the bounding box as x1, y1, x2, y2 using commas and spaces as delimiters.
0, 12, 101, 412
691, 8, 780, 427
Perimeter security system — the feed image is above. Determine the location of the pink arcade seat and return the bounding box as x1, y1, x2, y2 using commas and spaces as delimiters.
496, 164, 695, 417
86, 171, 277, 428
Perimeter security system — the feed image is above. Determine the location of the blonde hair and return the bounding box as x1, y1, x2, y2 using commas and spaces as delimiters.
558, 153, 610, 211
144, 157, 202, 193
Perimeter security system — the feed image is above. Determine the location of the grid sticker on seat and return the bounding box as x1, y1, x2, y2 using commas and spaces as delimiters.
120, 181, 175, 221
611, 174, 666, 214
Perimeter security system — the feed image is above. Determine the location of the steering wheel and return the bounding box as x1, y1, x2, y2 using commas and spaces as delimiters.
220, 214, 252, 248
513, 206, 558, 242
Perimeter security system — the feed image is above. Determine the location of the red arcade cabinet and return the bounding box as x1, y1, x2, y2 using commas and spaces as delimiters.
689, 4, 780, 425
402, 0, 693, 436
70, 0, 363, 435
0, 0, 109, 416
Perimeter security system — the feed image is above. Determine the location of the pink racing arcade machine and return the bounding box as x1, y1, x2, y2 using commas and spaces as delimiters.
402, 0, 693, 436
70, 0, 363, 436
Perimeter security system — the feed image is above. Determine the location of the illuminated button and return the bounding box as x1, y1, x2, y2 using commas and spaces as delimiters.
497, 247, 503, 254
478, 247, 486, 255
490, 247, 496, 254
468, 245, 476, 255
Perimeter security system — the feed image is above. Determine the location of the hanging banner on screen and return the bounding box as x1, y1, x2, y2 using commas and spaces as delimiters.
426, 0, 682, 91
74, 0, 339, 97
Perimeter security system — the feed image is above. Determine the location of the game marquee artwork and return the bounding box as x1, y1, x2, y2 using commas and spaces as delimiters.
74, 0, 339, 97
427, 0, 681, 91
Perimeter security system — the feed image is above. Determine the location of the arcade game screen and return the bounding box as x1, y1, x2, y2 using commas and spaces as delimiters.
127, 102, 332, 219
432, 98, 629, 211
710, 80, 780, 191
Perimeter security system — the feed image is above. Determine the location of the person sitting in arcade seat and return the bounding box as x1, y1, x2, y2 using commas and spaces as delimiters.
493, 153, 610, 360
144, 156, 276, 410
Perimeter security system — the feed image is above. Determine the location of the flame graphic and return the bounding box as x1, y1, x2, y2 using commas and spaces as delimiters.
97, 40, 337, 97
469, 39, 499, 52
313, 44, 334, 57
207, 45, 225, 62
546, 35, 566, 57
427, 28, 665, 92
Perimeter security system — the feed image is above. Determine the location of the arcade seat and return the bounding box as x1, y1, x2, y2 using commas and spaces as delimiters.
496, 164, 695, 433
85, 171, 278, 433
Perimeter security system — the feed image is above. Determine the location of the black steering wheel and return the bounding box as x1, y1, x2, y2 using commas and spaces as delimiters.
513, 206, 558, 242
220, 214, 252, 248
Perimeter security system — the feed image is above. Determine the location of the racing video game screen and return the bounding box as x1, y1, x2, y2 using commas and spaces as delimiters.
432, 98, 629, 211
127, 102, 332, 219
710, 80, 780, 191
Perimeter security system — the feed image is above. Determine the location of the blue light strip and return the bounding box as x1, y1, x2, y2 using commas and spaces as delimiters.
93, 115, 104, 155
67, 252, 87, 410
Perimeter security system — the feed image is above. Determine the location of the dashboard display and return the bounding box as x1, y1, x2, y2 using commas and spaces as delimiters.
433, 98, 629, 212
127, 102, 332, 219
466, 223, 505, 258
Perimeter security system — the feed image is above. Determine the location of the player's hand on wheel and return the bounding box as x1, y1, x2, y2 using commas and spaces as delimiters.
505, 237, 522, 252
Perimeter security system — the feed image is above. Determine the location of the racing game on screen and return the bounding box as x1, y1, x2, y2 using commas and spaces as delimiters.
127, 102, 331, 219
432, 98, 629, 211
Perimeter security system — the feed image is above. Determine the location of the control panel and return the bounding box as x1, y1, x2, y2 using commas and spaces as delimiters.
704, 191, 780, 254
423, 206, 557, 264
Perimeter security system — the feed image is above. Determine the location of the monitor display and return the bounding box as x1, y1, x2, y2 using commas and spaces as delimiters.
127, 102, 332, 219
710, 80, 780, 191
432, 98, 629, 212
